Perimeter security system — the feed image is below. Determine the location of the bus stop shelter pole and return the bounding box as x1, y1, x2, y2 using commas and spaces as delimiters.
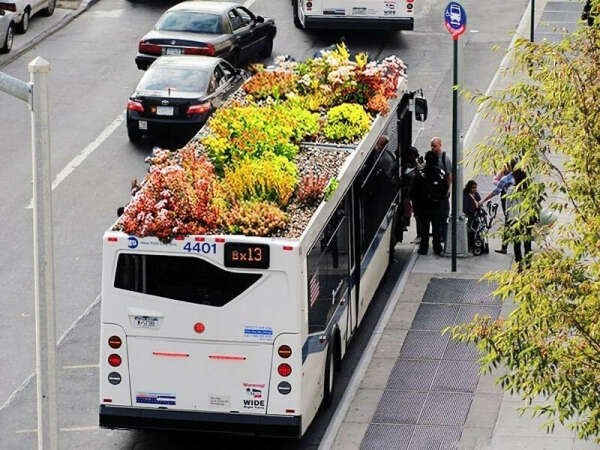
28, 57, 59, 450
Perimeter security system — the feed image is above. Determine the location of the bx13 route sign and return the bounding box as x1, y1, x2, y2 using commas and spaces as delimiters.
444, 1, 467, 40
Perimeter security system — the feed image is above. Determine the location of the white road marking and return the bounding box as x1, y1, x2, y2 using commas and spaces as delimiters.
62, 364, 99, 370
26, 113, 125, 209
16, 426, 98, 434
244, 0, 256, 8
91, 9, 124, 18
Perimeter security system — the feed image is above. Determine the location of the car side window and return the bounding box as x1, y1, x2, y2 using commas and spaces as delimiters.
207, 75, 217, 93
214, 66, 227, 88
235, 7, 254, 26
228, 9, 244, 31
218, 62, 235, 81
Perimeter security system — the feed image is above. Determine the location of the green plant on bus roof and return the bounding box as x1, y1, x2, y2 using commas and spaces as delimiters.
223, 200, 289, 236
323, 103, 371, 143
324, 179, 339, 201
220, 153, 298, 208
296, 172, 330, 206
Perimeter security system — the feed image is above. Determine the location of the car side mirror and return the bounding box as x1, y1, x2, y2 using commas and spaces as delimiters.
414, 97, 428, 122
256, 15, 265, 23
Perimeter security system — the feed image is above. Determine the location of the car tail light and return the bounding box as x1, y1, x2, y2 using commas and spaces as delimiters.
108, 336, 122, 349
139, 41, 162, 55
278, 363, 292, 377
108, 354, 122, 367
186, 103, 211, 115
127, 100, 144, 112
278, 345, 292, 358
183, 44, 216, 56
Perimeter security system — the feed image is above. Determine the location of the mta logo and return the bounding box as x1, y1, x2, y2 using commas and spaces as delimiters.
128, 237, 139, 249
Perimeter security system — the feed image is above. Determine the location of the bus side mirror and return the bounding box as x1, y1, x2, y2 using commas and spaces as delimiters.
414, 97, 428, 122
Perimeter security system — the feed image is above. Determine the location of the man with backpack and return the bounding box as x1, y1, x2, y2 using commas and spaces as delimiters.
430, 137, 452, 243
411, 150, 450, 255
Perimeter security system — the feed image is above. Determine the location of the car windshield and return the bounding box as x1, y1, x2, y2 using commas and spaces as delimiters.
156, 11, 223, 33
137, 67, 210, 94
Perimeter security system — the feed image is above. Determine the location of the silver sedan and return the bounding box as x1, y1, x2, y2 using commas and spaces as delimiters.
0, 3, 16, 53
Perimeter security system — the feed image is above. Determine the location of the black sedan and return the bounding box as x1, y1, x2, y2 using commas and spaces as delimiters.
126, 55, 247, 142
135, 1, 276, 71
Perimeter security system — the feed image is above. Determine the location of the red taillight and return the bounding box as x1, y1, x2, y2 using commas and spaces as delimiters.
194, 322, 205, 333
278, 345, 292, 358
108, 336, 122, 349
139, 41, 162, 55
186, 102, 211, 115
108, 354, 121, 367
183, 44, 216, 56
283, 245, 293, 251
127, 100, 144, 113
107, 237, 118, 242
278, 363, 292, 377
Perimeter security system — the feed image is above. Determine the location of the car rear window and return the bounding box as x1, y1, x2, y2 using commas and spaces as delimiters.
138, 67, 210, 94
156, 12, 224, 33
114, 253, 262, 307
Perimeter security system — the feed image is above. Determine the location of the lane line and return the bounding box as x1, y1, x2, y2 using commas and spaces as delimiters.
16, 426, 98, 434
318, 248, 418, 450
26, 113, 125, 209
62, 364, 99, 370
0, 294, 101, 412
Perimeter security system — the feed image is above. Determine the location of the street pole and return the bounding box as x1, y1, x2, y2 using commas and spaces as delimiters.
531, 0, 535, 41
29, 57, 59, 450
451, 38, 458, 272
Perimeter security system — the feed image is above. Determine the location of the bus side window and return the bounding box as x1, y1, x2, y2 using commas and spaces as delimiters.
307, 199, 350, 334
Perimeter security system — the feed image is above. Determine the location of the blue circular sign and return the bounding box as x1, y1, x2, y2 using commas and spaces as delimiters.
444, 2, 467, 39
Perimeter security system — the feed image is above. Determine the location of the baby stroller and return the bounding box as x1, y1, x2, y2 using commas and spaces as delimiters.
471, 202, 499, 256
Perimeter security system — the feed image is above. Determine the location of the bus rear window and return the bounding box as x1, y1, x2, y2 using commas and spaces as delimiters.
114, 254, 262, 307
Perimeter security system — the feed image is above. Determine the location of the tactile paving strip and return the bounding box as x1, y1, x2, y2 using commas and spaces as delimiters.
409, 426, 462, 450
387, 359, 439, 391
431, 360, 481, 393
372, 391, 427, 425
361, 424, 414, 450
422, 278, 499, 305
418, 392, 472, 426
411, 304, 460, 331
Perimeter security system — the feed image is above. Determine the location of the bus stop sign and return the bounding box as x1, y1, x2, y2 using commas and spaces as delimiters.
444, 1, 467, 40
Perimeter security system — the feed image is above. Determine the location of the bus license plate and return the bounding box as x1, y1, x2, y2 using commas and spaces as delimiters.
156, 106, 174, 116
134, 316, 159, 328
164, 47, 182, 55
352, 7, 367, 15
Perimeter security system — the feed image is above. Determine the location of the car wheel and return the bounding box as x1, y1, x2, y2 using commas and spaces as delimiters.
127, 118, 143, 143
322, 339, 336, 409
259, 37, 273, 59
16, 9, 29, 34
41, 0, 56, 17
292, 0, 303, 29
1, 23, 14, 54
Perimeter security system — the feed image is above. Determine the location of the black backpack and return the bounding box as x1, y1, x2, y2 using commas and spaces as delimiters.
425, 168, 448, 203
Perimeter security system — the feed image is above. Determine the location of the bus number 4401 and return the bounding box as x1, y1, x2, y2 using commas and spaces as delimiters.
183, 242, 217, 254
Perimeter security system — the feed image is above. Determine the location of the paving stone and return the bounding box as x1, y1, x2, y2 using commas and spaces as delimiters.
541, 10, 583, 22
409, 426, 461, 450
418, 392, 472, 426
399, 331, 449, 360
372, 391, 427, 425
411, 304, 459, 331
546, 1, 587, 12
387, 359, 439, 391
360, 424, 414, 450
431, 360, 480, 393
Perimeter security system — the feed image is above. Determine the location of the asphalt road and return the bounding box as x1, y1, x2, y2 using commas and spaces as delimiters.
0, 0, 529, 448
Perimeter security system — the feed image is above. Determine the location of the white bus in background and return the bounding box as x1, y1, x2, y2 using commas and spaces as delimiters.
292, 0, 415, 31
99, 80, 427, 437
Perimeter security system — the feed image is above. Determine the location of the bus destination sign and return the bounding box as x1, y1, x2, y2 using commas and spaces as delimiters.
224, 243, 270, 269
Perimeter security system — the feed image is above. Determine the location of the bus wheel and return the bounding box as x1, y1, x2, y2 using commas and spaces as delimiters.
322, 342, 336, 408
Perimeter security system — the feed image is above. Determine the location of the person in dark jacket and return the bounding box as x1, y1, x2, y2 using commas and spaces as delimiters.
463, 180, 481, 253
411, 151, 449, 255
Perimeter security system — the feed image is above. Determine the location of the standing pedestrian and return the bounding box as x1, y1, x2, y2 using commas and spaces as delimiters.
492, 167, 509, 254
462, 180, 481, 253
430, 137, 452, 243
411, 151, 449, 255
402, 146, 421, 236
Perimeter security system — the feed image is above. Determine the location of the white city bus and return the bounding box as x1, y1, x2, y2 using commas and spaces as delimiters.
292, 0, 415, 31
99, 81, 426, 437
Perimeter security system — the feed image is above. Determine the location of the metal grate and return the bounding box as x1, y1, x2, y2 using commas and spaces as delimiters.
454, 305, 500, 326
387, 359, 439, 391
431, 360, 481, 393
372, 391, 427, 425
418, 392, 472, 426
361, 424, 415, 450
399, 331, 449, 360
443, 339, 480, 361
409, 426, 461, 450
422, 278, 499, 305
411, 304, 460, 331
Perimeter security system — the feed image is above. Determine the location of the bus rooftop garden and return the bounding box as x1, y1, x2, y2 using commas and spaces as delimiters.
100, 45, 426, 437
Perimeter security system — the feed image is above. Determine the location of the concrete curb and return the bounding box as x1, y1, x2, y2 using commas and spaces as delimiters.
0, 0, 99, 69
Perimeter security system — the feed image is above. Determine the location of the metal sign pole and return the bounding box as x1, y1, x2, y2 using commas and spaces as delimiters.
29, 57, 59, 450
451, 37, 458, 272
531, 0, 535, 42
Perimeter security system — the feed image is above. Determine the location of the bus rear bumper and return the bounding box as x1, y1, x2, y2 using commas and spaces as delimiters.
303, 16, 414, 31
99, 405, 302, 438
